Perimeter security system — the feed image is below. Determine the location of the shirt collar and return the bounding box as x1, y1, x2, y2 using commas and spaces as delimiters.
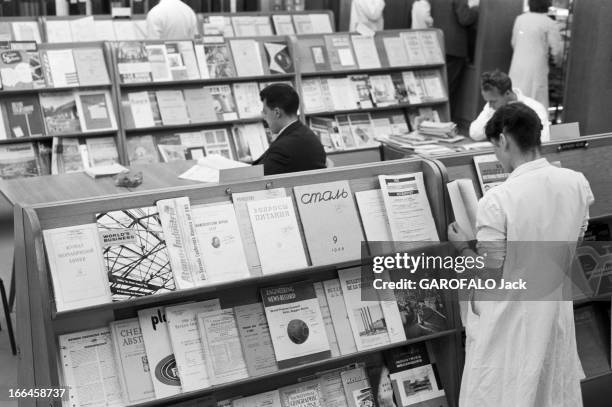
508, 157, 550, 180
513, 87, 526, 102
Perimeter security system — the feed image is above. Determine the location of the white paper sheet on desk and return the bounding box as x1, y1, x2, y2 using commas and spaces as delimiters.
178, 154, 249, 183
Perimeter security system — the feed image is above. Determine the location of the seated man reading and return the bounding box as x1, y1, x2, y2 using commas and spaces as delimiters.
470, 70, 550, 142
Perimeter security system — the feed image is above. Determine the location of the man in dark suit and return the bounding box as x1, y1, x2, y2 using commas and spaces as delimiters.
429, 0, 478, 120
253, 84, 326, 175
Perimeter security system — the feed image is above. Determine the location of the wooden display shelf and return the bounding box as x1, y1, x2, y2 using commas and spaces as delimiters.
124, 118, 264, 133
0, 83, 112, 96
304, 99, 449, 117
0, 130, 118, 145
15, 158, 462, 407
130, 329, 458, 407
119, 73, 295, 89
301, 63, 446, 78
53, 259, 363, 319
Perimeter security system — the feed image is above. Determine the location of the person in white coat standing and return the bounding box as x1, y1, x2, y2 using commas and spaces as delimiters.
449, 102, 592, 407
146, 0, 197, 40
509, 0, 563, 109
349, 0, 386, 32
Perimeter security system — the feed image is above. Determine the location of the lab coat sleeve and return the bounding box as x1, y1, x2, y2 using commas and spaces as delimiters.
511, 17, 518, 49
146, 12, 162, 39
547, 20, 564, 66
578, 174, 595, 240
533, 102, 551, 142
475, 194, 506, 272
476, 194, 506, 241
187, 11, 198, 38
354, 0, 386, 21
469, 104, 493, 141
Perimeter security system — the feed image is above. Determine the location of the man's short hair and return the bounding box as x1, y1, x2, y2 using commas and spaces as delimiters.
481, 70, 513, 94
485, 103, 543, 151
529, 0, 551, 13
259, 84, 299, 115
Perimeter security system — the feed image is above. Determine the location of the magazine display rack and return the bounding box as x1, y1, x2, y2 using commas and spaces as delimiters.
197, 10, 336, 36
109, 36, 299, 166
15, 158, 463, 407
41, 15, 147, 43
0, 26, 452, 179
295, 28, 451, 166
0, 41, 123, 177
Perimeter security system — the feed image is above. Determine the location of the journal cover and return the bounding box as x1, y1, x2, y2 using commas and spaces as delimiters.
97, 206, 175, 300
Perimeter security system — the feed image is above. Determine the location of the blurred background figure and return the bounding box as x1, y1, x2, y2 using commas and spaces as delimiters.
509, 0, 563, 109
411, 0, 434, 29
146, 0, 197, 40
429, 0, 479, 122
349, 0, 386, 32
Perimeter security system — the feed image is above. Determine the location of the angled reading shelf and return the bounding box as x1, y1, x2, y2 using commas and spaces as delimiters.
293, 29, 452, 167
16, 157, 463, 407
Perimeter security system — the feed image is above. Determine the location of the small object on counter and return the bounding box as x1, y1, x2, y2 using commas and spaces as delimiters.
115, 171, 143, 188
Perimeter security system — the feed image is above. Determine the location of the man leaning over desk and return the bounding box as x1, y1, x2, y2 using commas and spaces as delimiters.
470, 70, 550, 142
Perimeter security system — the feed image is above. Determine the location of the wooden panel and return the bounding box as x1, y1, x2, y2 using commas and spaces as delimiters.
563, 0, 612, 135
22, 208, 56, 401
328, 148, 382, 167
14, 206, 36, 407
0, 172, 123, 206
582, 371, 612, 407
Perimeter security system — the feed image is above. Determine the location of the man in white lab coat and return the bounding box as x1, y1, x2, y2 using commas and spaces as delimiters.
349, 0, 386, 32
449, 102, 593, 406
509, 0, 563, 109
146, 0, 197, 40
470, 70, 550, 142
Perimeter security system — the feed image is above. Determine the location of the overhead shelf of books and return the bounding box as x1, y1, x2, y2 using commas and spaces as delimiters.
0, 41, 122, 180
197, 10, 335, 37
16, 158, 462, 407
42, 15, 148, 43
0, 17, 42, 43
112, 36, 297, 166
296, 29, 450, 165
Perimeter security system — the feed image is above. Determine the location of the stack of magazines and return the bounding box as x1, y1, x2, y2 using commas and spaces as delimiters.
417, 121, 460, 140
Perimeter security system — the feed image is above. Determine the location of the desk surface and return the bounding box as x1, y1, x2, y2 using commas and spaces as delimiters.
0, 161, 198, 207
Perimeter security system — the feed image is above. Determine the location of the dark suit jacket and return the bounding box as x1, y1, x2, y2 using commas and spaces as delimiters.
429, 0, 479, 58
252, 120, 326, 176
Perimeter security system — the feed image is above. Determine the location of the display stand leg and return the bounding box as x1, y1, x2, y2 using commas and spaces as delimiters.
0, 278, 16, 355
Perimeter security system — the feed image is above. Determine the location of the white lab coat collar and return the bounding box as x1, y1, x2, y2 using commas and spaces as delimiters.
508, 157, 550, 180
513, 87, 527, 102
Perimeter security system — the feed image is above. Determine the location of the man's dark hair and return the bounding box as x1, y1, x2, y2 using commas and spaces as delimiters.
485, 103, 543, 151
481, 70, 513, 94
529, 0, 551, 13
259, 84, 299, 115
